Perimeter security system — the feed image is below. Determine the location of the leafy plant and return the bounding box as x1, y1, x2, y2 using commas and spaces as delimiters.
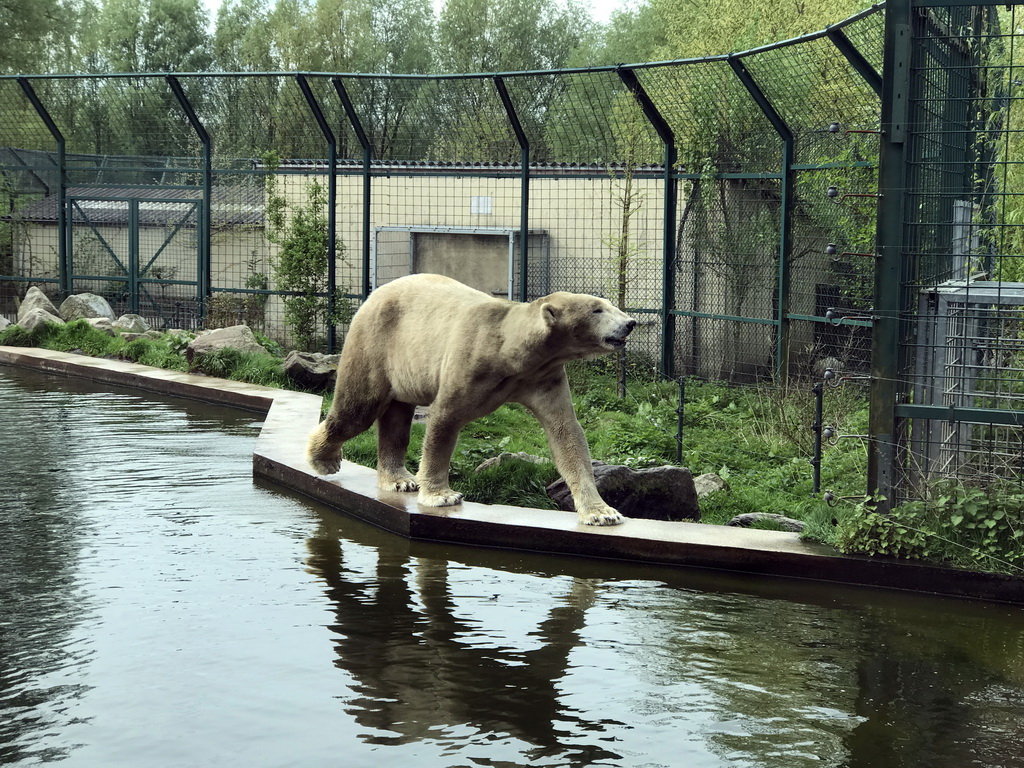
834, 482, 1024, 574
263, 153, 351, 351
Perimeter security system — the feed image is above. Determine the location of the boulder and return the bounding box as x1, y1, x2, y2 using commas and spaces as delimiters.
547, 462, 700, 522
727, 513, 805, 533
0, 316, 10, 332
120, 330, 164, 342
19, 307, 65, 332
475, 452, 550, 473
694, 472, 730, 498
86, 317, 116, 335
17, 286, 60, 323
59, 293, 115, 322
283, 350, 340, 391
114, 314, 151, 334
185, 325, 269, 364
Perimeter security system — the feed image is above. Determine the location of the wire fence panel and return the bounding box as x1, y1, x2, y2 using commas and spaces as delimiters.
877, 1, 1024, 501
8, 3, 1022, 503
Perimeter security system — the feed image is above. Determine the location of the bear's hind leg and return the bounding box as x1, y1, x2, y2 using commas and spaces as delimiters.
376, 401, 419, 492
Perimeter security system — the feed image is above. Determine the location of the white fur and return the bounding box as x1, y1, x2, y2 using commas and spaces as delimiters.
306, 274, 637, 526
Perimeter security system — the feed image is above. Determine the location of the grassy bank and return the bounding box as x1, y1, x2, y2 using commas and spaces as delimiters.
3, 319, 1021, 577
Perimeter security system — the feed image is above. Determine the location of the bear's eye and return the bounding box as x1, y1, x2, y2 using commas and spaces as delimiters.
593, 308, 603, 314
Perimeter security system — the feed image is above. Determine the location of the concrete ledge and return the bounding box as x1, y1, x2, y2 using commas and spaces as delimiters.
3, 345, 1023, 605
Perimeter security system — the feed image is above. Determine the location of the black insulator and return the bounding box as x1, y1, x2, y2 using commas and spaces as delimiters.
822, 427, 835, 440
826, 185, 839, 198
828, 121, 841, 133
825, 243, 837, 256
823, 367, 836, 381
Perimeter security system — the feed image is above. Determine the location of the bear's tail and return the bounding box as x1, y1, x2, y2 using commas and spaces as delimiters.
306, 420, 343, 475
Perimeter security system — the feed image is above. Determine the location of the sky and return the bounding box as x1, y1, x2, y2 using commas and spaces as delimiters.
200, 0, 634, 29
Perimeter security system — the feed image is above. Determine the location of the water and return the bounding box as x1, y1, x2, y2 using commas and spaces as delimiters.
2, 366, 1023, 768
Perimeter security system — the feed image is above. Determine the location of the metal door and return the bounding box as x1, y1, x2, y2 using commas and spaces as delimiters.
68, 193, 202, 328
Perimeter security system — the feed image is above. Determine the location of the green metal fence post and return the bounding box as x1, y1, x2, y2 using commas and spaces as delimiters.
18, 77, 68, 296
166, 76, 211, 319
333, 77, 373, 301
617, 67, 677, 378
868, 0, 912, 509
728, 56, 795, 385
494, 76, 531, 302
826, 28, 883, 98
297, 74, 338, 353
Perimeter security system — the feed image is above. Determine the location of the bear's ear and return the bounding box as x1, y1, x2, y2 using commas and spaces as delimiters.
541, 302, 559, 327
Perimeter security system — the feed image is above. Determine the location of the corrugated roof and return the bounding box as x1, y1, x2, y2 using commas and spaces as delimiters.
8, 184, 264, 227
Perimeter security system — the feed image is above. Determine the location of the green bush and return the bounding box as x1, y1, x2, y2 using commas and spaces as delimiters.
835, 483, 1024, 574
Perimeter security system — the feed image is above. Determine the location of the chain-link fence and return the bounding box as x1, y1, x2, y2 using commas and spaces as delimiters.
0, 5, 884, 378
6, 3, 1024, 503
870, 0, 1024, 505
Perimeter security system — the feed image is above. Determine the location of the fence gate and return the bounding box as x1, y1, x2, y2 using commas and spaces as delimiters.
67, 191, 202, 329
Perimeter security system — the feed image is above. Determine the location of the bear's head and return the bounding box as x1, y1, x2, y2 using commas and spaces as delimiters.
539, 293, 637, 358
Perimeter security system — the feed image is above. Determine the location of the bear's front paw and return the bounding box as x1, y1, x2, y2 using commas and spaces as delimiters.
379, 474, 419, 493
418, 489, 465, 507
578, 505, 624, 526
307, 450, 343, 476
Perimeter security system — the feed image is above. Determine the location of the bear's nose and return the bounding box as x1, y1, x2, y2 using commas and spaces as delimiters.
625, 319, 637, 333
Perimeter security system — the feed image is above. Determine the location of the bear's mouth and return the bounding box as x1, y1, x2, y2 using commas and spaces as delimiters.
605, 336, 628, 348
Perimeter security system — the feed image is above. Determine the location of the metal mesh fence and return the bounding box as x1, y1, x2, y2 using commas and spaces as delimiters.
8, 3, 1023, 502
0, 5, 888, 367
879, 1, 1024, 500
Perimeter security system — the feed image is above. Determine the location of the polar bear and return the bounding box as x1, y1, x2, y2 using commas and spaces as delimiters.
306, 273, 637, 526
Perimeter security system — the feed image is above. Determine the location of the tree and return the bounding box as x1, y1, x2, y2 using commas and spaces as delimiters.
99, 0, 212, 73
648, 0, 873, 60
436, 0, 591, 74
84, 0, 214, 158
0, 0, 62, 74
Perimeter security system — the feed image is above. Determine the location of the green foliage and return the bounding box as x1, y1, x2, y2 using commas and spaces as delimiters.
265, 171, 350, 352
186, 346, 289, 388
835, 483, 1024, 574
457, 459, 560, 510
0, 324, 36, 347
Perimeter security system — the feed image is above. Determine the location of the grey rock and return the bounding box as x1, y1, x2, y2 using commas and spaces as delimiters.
185, 325, 269, 364
283, 350, 340, 391
475, 452, 550, 473
19, 307, 65, 332
0, 316, 10, 331
86, 317, 116, 336
114, 314, 151, 334
727, 513, 805, 533
59, 293, 115, 322
547, 462, 700, 522
694, 472, 730, 498
120, 330, 164, 342
18, 286, 60, 323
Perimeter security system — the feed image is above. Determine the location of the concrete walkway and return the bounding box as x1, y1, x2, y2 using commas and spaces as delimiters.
3, 345, 1022, 605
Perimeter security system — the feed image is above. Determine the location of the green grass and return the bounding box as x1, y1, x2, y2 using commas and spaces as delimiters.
4, 319, 1021, 576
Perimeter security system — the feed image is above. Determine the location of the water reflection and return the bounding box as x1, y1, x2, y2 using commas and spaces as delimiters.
304, 510, 1024, 768
3, 365, 1024, 768
307, 528, 623, 764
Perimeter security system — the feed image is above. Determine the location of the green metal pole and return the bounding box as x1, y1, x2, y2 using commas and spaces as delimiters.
617, 67, 677, 378
494, 76, 531, 302
297, 75, 338, 353
128, 200, 139, 313
333, 77, 373, 300
728, 57, 795, 385
167, 76, 211, 320
868, 0, 912, 508
18, 78, 68, 296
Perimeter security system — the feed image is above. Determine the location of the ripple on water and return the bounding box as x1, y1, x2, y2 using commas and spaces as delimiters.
3, 367, 1024, 768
